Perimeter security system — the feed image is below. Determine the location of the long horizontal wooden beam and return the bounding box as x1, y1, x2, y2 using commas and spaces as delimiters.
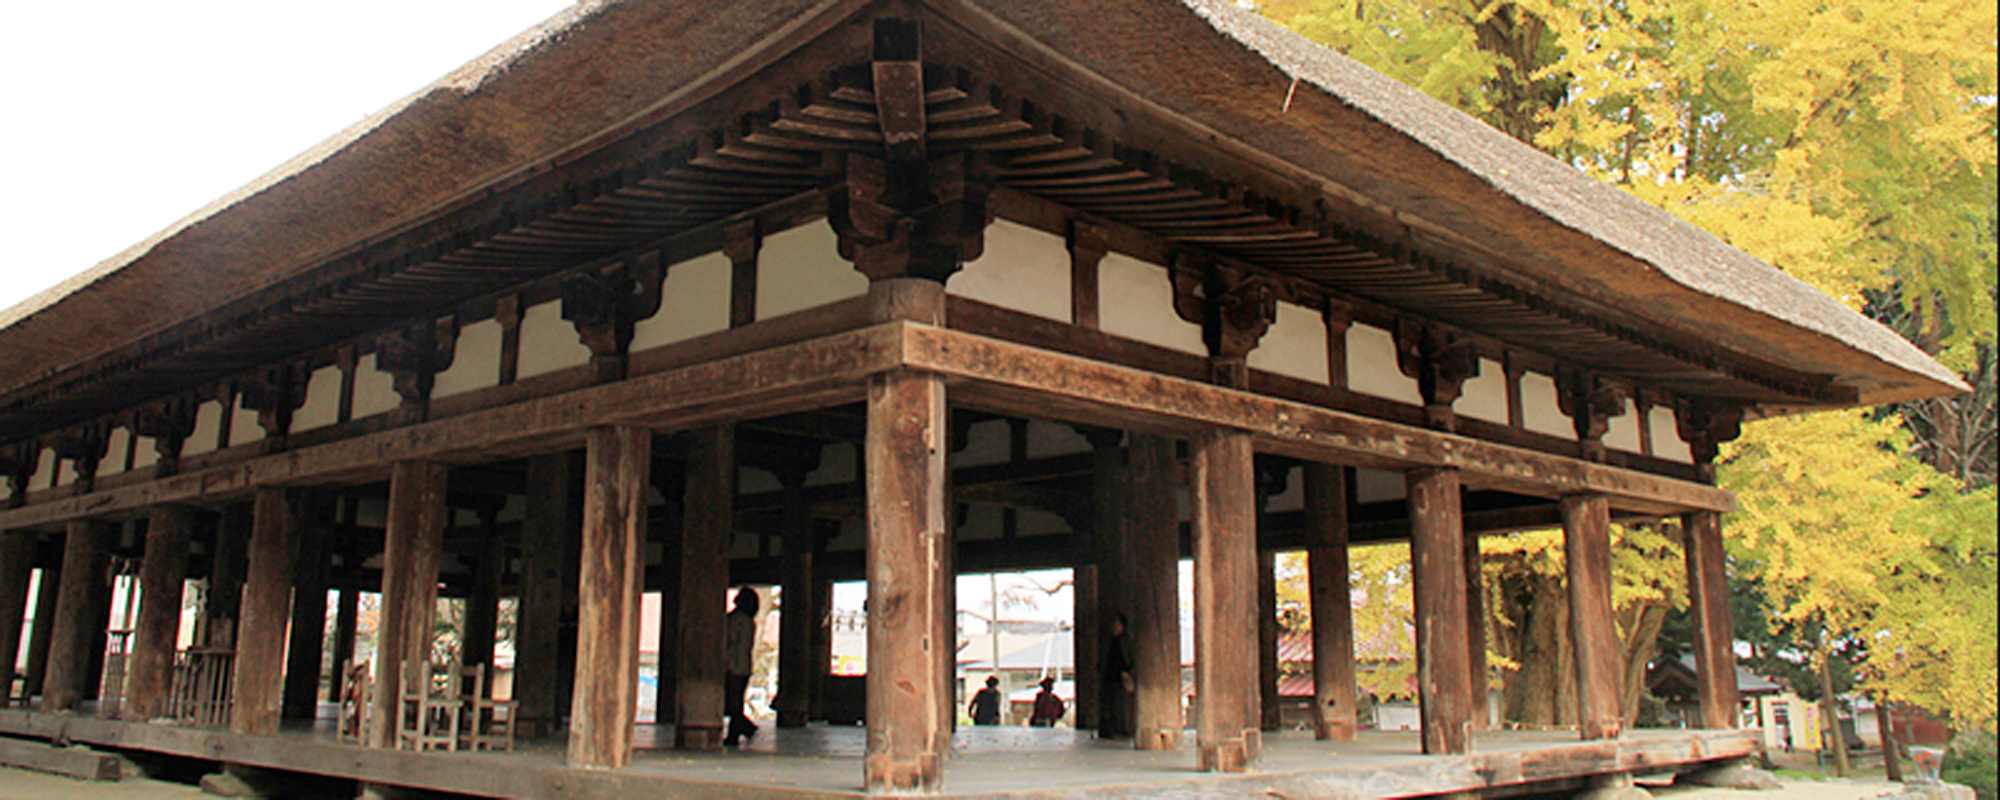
901, 325, 1732, 515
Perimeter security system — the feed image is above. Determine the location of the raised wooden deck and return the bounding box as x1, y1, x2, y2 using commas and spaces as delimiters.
0, 708, 1757, 798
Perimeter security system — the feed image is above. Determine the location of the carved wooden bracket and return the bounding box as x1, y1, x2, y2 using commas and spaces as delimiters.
1675, 398, 1744, 478
133, 396, 199, 477
829, 151, 992, 283
239, 363, 310, 450
1394, 320, 1482, 431
723, 221, 761, 328
50, 424, 109, 495
871, 17, 928, 162
562, 252, 666, 384
1172, 255, 1278, 388
1557, 368, 1630, 462
0, 441, 37, 508
377, 317, 459, 424
1068, 221, 1110, 329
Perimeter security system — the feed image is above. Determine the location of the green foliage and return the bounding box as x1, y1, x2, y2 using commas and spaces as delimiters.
1944, 731, 1997, 800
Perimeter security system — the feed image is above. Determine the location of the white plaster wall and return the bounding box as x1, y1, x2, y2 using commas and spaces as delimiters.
951, 420, 1010, 468
807, 443, 857, 487
1024, 420, 1089, 460
352, 355, 400, 420
756, 220, 867, 320
1519, 372, 1576, 440
1266, 466, 1305, 512
517, 300, 592, 380
101, 428, 131, 476
1020, 509, 1071, 536
229, 394, 265, 448
33, 450, 54, 489
354, 497, 388, 528
56, 457, 76, 488
1354, 467, 1407, 503
0, 476, 9, 503
1650, 406, 1693, 463
739, 467, 781, 495
1604, 398, 1643, 454
959, 504, 1003, 542
1348, 324, 1421, 405
1248, 302, 1329, 384
186, 401, 224, 456
433, 320, 502, 399
1097, 253, 1205, 356
131, 436, 158, 471
1454, 358, 1508, 424
948, 220, 1071, 323
293, 365, 342, 433
634, 252, 730, 351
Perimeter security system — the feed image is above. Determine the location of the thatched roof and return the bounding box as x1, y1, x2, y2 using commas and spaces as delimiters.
0, 0, 1964, 420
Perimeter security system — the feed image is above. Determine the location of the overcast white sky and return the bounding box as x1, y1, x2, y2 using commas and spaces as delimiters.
0, 1, 572, 314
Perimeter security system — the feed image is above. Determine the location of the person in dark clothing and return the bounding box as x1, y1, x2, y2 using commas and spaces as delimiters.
1029, 677, 1066, 727
1099, 613, 1134, 739
723, 587, 760, 747
969, 675, 1003, 725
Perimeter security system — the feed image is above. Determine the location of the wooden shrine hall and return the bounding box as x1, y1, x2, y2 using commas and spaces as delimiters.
0, 1, 1963, 797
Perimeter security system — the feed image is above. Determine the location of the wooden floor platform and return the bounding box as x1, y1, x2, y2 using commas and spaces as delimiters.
0, 708, 1757, 798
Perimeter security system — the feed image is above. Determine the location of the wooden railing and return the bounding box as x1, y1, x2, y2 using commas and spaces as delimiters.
97, 630, 133, 719
166, 647, 234, 727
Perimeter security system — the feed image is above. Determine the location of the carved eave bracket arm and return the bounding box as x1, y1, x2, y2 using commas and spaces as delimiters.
0, 442, 37, 508
239, 363, 310, 453
133, 397, 199, 477
1558, 368, 1631, 463
1394, 320, 1482, 432
377, 317, 460, 425
562, 253, 665, 384
50, 424, 110, 495
1675, 399, 1744, 482
829, 151, 993, 284
1173, 256, 1279, 389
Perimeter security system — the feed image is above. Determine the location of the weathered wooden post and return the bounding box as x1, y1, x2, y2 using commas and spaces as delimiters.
1562, 494, 1622, 739
776, 461, 817, 729
1124, 434, 1184, 751
0, 532, 35, 709
517, 453, 575, 737
126, 505, 194, 721
367, 462, 448, 749
281, 496, 331, 721
1304, 464, 1358, 742
568, 425, 651, 769
1680, 402, 1743, 729
232, 488, 298, 736
42, 519, 109, 712
1191, 429, 1262, 772
1408, 467, 1472, 755
674, 426, 732, 752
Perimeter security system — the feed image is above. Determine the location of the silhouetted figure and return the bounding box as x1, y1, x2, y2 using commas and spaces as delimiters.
969, 675, 1003, 725
1099, 613, 1134, 738
1030, 677, 1066, 727
723, 587, 760, 747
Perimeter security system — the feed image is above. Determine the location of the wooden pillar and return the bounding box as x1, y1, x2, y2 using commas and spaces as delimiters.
517, 453, 574, 737
232, 488, 298, 736
568, 426, 651, 769
206, 504, 250, 650
1257, 550, 1281, 732
22, 557, 60, 703
1464, 528, 1489, 731
460, 507, 504, 672
863, 362, 951, 792
776, 464, 815, 728
1191, 429, 1261, 772
126, 506, 193, 721
281, 499, 330, 721
367, 463, 448, 749
1561, 495, 1622, 739
1303, 464, 1358, 742
1125, 434, 1183, 751
1077, 430, 1125, 732
0, 534, 34, 708
650, 463, 684, 727
1408, 467, 1472, 755
42, 520, 109, 712
809, 573, 834, 721
329, 588, 358, 679
674, 426, 733, 752
1683, 510, 1739, 729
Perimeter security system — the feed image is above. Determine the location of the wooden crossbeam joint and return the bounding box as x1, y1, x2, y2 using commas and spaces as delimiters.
1173, 255, 1279, 388
561, 253, 665, 383
870, 17, 927, 162
1395, 320, 1482, 432
133, 397, 199, 477
1068, 221, 1110, 329
49, 424, 109, 495
377, 318, 459, 425
238, 363, 310, 452
723, 221, 761, 329
830, 151, 992, 283
1675, 398, 1744, 480
0, 441, 36, 508
1557, 368, 1630, 463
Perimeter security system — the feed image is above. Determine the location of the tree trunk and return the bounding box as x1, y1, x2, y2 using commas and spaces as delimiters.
1499, 568, 1575, 727
1875, 697, 1902, 782
1618, 601, 1668, 727
1818, 644, 1851, 777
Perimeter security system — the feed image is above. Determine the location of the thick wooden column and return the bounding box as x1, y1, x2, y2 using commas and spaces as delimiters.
809, 573, 834, 721
329, 588, 358, 678
1191, 430, 1261, 772
0, 534, 34, 708
232, 488, 298, 736
205, 504, 250, 649
1125, 434, 1183, 750
1303, 464, 1358, 742
126, 506, 193, 721
674, 426, 733, 752
1561, 495, 1622, 740
1078, 430, 1125, 732
517, 453, 574, 737
1257, 550, 1281, 732
367, 463, 448, 749
776, 464, 815, 729
1683, 510, 1739, 728
569, 426, 651, 769
281, 499, 331, 721
42, 520, 109, 712
863, 361, 951, 792
22, 557, 60, 703
460, 507, 504, 672
1408, 468, 1472, 755
650, 463, 683, 727
1464, 529, 1489, 731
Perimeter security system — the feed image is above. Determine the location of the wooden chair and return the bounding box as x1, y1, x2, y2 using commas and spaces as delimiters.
458, 663, 518, 752
337, 659, 371, 745
394, 659, 461, 752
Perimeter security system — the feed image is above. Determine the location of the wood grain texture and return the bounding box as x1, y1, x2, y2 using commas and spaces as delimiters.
1304, 463, 1357, 742
1683, 510, 1739, 729
568, 426, 651, 769
674, 426, 733, 752
0, 533, 34, 709
232, 488, 297, 736
516, 453, 574, 738
1562, 494, 1622, 740
1191, 430, 1261, 772
41, 520, 107, 712
1408, 467, 1471, 755
367, 462, 448, 749
1124, 434, 1183, 751
125, 506, 192, 721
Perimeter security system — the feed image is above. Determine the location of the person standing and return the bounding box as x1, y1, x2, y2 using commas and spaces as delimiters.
1030, 677, 1066, 727
1099, 613, 1134, 738
723, 587, 760, 747
969, 675, 1004, 725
